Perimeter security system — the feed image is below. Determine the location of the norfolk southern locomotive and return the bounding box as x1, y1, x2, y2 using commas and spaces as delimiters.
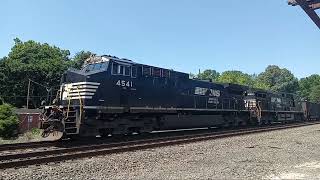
41, 55, 319, 138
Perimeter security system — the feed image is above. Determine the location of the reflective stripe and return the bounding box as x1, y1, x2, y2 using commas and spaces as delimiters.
68, 89, 97, 93
69, 96, 93, 100
68, 92, 95, 96
69, 85, 99, 89
66, 82, 100, 86
84, 106, 124, 110
62, 81, 100, 100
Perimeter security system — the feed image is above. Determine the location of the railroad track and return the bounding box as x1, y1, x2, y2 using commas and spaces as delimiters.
0, 141, 58, 152
0, 121, 319, 169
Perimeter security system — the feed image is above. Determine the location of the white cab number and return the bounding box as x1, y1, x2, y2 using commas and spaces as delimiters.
116, 80, 133, 87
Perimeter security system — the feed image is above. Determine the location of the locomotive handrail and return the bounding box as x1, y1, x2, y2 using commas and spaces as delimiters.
76, 86, 83, 121
257, 101, 262, 121
66, 88, 71, 119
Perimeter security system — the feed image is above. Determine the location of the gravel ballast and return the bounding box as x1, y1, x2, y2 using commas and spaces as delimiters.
1, 124, 320, 179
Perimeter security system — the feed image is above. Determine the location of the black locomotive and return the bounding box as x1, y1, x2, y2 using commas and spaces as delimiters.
41, 55, 319, 138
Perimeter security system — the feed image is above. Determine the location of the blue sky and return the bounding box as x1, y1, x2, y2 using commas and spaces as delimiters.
1, 0, 319, 78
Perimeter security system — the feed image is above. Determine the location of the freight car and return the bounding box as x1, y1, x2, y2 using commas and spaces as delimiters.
40, 55, 316, 139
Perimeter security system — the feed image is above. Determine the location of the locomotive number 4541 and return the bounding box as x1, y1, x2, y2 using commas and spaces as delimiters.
116, 80, 133, 87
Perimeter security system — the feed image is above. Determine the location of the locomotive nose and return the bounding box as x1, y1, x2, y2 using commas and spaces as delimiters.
62, 70, 87, 84
62, 81, 100, 101
60, 69, 101, 103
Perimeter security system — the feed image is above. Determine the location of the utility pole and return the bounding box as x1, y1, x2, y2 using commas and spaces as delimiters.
27, 79, 31, 109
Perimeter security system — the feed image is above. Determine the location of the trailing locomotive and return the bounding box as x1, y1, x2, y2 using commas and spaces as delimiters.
41, 55, 317, 138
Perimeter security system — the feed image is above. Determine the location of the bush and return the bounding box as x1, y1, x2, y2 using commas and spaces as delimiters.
0, 103, 19, 138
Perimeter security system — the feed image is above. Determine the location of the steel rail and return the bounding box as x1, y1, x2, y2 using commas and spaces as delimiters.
0, 121, 319, 169
0, 141, 58, 152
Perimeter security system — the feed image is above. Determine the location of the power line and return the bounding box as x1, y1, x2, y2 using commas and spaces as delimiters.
29, 79, 50, 89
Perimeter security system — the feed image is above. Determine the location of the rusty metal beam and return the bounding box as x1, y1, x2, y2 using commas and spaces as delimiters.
288, 0, 320, 7
289, 0, 320, 29
309, 2, 320, 10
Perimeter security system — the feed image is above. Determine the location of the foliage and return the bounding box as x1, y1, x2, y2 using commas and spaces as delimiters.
217, 71, 254, 87
192, 66, 303, 93
197, 69, 220, 82
257, 65, 298, 93
0, 104, 19, 138
309, 85, 320, 103
71, 51, 92, 69
0, 57, 7, 89
30, 128, 41, 135
252, 79, 269, 90
25, 128, 42, 140
0, 38, 71, 107
298, 74, 320, 101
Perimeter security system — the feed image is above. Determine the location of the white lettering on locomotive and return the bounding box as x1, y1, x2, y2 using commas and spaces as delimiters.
194, 87, 220, 97
116, 80, 133, 87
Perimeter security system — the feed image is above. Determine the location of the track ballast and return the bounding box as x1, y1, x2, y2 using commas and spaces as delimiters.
0, 121, 319, 169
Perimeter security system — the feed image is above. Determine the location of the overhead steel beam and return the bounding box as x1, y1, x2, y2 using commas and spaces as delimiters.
309, 2, 320, 10
288, 0, 320, 29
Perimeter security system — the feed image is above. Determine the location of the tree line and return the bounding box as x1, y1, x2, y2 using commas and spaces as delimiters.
194, 68, 320, 103
0, 38, 91, 108
0, 38, 320, 108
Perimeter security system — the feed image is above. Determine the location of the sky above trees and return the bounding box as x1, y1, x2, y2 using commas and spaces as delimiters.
1, 0, 319, 78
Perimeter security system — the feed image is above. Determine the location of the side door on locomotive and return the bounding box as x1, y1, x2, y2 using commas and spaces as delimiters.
107, 58, 138, 110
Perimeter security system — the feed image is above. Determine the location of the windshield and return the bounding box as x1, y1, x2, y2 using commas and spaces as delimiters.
82, 62, 108, 73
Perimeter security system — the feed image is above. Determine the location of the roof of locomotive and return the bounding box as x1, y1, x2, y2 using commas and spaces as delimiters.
84, 54, 190, 78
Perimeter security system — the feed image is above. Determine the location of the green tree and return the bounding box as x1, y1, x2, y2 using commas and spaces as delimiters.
257, 65, 298, 93
0, 57, 7, 94
197, 69, 220, 82
71, 51, 92, 69
0, 103, 19, 138
0, 38, 71, 107
298, 74, 320, 101
310, 85, 320, 103
217, 70, 254, 87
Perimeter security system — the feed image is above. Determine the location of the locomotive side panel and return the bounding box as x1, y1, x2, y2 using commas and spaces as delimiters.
302, 102, 320, 120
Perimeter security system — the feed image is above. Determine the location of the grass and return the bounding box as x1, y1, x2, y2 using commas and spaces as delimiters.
0, 128, 43, 144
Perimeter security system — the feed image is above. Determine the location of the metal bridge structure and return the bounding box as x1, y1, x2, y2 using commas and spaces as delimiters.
288, 0, 320, 29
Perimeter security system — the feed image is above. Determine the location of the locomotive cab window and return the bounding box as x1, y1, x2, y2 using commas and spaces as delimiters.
112, 63, 118, 74
112, 62, 132, 76
132, 66, 137, 78
162, 69, 170, 78
124, 66, 131, 76
143, 66, 151, 76
153, 68, 161, 77
83, 62, 108, 73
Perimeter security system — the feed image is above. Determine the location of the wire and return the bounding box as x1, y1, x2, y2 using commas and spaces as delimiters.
29, 79, 50, 89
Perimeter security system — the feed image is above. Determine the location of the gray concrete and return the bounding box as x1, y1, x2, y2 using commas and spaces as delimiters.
2, 124, 320, 179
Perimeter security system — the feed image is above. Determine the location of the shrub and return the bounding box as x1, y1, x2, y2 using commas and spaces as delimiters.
0, 103, 19, 138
